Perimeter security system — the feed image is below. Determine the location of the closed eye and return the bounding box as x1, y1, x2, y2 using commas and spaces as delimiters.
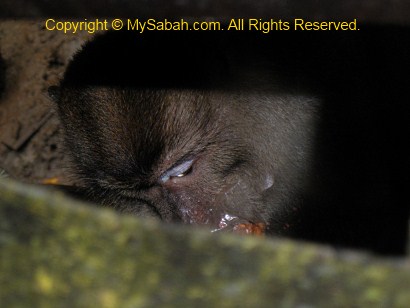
160, 159, 194, 183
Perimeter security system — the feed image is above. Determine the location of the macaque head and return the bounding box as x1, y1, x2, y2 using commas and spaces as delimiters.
51, 31, 281, 234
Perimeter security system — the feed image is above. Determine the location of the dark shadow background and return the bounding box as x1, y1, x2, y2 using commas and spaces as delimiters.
265, 28, 410, 255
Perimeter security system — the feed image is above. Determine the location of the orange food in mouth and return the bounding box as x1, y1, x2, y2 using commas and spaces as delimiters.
233, 222, 266, 236
211, 213, 267, 236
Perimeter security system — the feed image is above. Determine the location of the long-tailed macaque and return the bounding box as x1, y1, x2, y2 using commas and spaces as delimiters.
50, 28, 410, 255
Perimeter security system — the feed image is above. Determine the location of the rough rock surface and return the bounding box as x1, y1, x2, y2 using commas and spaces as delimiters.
0, 21, 90, 184
1, 178, 410, 307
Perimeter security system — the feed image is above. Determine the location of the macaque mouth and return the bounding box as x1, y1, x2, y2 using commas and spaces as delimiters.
211, 214, 267, 236
179, 207, 267, 236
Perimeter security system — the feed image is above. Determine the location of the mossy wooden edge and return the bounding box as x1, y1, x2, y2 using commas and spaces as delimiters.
1, 178, 409, 307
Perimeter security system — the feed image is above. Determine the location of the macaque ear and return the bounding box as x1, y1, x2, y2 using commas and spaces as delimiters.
48, 86, 61, 102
